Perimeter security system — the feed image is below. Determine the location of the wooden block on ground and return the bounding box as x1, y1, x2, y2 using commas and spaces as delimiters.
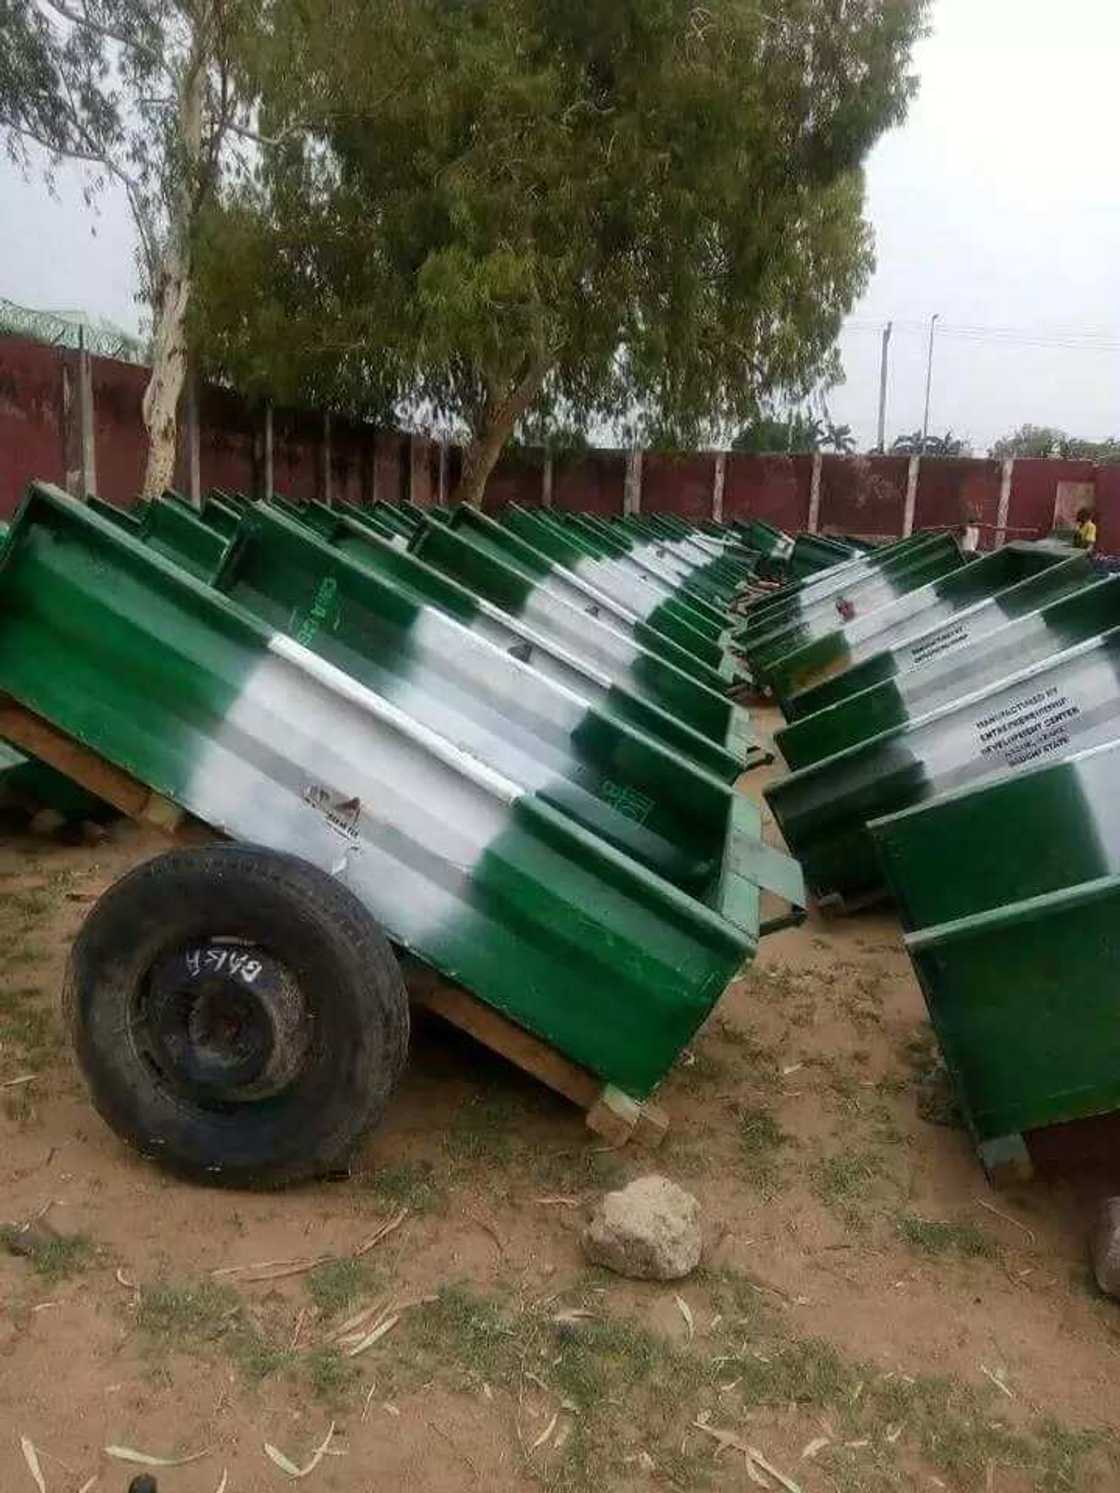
586, 1084, 669, 1150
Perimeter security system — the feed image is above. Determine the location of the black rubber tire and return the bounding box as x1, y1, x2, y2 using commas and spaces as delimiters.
63, 843, 409, 1187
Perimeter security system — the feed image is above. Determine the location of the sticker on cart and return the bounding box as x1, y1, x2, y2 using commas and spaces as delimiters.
303, 783, 363, 842
975, 685, 1082, 770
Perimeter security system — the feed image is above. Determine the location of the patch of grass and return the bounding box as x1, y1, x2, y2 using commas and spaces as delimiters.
698, 1266, 778, 1334
303, 1345, 360, 1406
897, 1213, 998, 1261
0, 1226, 94, 1280
532, 1144, 627, 1196
5, 887, 52, 921
445, 1094, 519, 1166
3, 946, 43, 968
306, 1257, 378, 1318
737, 1103, 789, 1193
810, 1147, 889, 1224
362, 1159, 444, 1214
0, 986, 60, 1071
135, 1276, 291, 1385
673, 1045, 728, 1094
406, 1284, 521, 1390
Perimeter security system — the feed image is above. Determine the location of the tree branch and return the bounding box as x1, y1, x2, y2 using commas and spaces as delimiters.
225, 117, 308, 148
37, 0, 171, 75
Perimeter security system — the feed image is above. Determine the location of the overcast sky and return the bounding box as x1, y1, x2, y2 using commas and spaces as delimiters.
1, 0, 1117, 455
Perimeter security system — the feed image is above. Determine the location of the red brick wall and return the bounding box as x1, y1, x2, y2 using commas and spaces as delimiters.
0, 338, 64, 516
373, 432, 409, 506
552, 451, 626, 516
913, 458, 1003, 546
89, 356, 148, 505
6, 335, 1120, 551
818, 455, 909, 539
722, 454, 813, 530
641, 453, 714, 521
194, 383, 258, 499
1096, 465, 1120, 557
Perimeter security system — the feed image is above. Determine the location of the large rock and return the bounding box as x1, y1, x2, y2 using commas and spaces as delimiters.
582, 1175, 701, 1281
1091, 1197, 1120, 1298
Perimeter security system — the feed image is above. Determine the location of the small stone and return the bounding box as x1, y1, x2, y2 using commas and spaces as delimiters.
28, 807, 67, 838
1091, 1197, 1120, 1298
582, 1175, 701, 1281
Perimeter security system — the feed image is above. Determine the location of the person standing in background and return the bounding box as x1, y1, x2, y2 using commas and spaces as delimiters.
1074, 507, 1098, 554
960, 510, 981, 555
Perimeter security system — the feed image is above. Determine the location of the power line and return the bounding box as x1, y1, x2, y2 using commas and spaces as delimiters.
841, 317, 1120, 354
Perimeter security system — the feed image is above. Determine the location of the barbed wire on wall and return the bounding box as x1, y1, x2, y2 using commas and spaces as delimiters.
0, 297, 148, 365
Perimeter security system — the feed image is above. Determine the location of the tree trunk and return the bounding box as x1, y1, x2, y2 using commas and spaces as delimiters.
140, 244, 195, 497
140, 36, 208, 499
453, 356, 550, 507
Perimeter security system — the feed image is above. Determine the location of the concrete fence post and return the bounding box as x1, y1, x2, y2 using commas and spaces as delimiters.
78, 329, 97, 498
263, 403, 274, 500
995, 458, 1014, 548
624, 448, 643, 516
903, 455, 920, 536
807, 452, 823, 534
542, 451, 554, 509
321, 411, 333, 505
712, 451, 726, 523
184, 365, 201, 509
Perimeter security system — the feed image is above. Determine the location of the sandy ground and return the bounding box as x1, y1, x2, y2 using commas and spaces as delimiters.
2, 706, 1120, 1493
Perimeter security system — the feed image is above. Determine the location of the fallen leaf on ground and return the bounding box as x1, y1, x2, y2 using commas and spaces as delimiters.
354, 1206, 408, 1256
801, 1437, 830, 1460
105, 1445, 211, 1467
20, 1437, 46, 1493
212, 1256, 332, 1283
674, 1294, 694, 1342
264, 1421, 338, 1480
343, 1313, 400, 1358
530, 1411, 560, 1452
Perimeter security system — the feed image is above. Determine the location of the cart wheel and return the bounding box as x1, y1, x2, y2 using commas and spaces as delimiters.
63, 843, 409, 1186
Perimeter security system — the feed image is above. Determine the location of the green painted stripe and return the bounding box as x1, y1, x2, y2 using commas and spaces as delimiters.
0, 483, 766, 1101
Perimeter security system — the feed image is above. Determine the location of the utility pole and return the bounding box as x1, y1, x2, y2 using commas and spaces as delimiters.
876, 321, 893, 451
922, 313, 940, 448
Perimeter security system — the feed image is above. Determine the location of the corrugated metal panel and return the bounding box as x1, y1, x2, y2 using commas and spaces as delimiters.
777, 572, 1119, 771
870, 739, 1120, 1169
0, 483, 803, 1100
767, 546, 1088, 710
736, 535, 966, 689
766, 625, 1120, 904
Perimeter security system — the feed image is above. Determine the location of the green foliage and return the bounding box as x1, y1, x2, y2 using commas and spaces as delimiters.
196, 0, 929, 495
992, 423, 1120, 461
891, 429, 970, 456
732, 410, 857, 454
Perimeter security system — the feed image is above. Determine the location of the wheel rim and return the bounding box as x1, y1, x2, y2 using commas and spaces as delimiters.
139, 940, 312, 1103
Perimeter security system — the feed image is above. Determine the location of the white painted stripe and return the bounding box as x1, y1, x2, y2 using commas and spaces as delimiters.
184, 638, 524, 952
521, 587, 644, 676
569, 554, 671, 618
269, 633, 524, 806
